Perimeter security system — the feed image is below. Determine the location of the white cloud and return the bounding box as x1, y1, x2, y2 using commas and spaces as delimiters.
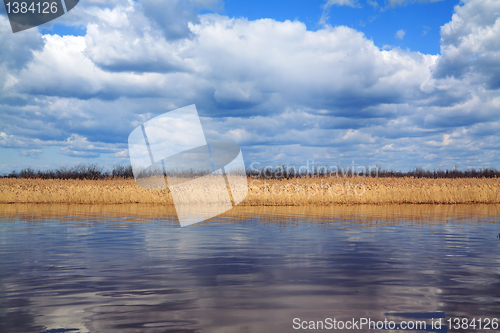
433, 0, 500, 89
61, 133, 121, 158
324, 0, 360, 6
9, 13, 436, 115
385, 0, 444, 8
395, 29, 406, 39
320, 0, 361, 25
20, 149, 42, 158
386, 0, 407, 6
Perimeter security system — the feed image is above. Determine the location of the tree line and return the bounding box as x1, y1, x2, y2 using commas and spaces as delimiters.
2, 164, 499, 180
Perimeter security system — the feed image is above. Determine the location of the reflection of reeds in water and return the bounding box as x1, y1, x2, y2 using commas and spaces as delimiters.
0, 203, 178, 224
219, 204, 500, 225
0, 177, 499, 205
0, 203, 499, 226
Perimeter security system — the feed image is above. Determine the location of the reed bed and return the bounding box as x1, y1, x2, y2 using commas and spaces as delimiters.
244, 177, 500, 205
0, 177, 499, 205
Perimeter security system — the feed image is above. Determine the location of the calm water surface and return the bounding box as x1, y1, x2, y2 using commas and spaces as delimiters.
0, 205, 499, 332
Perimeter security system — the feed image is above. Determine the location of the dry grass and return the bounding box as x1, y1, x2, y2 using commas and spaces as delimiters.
0, 177, 499, 206
0, 178, 173, 204
245, 177, 500, 205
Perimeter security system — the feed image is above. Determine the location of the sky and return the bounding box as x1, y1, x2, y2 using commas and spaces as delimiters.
0, 0, 499, 174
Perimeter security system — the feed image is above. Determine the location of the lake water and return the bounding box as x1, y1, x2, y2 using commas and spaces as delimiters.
0, 204, 499, 332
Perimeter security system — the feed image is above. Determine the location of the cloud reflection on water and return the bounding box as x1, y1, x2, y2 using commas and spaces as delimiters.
0, 204, 499, 332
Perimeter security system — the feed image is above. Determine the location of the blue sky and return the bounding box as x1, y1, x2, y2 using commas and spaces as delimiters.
223, 0, 458, 54
0, 0, 499, 174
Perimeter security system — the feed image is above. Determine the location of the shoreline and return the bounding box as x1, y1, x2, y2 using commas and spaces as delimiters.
1, 177, 499, 205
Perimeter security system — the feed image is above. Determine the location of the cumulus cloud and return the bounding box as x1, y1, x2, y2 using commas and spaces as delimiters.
0, 0, 499, 172
9, 12, 437, 115
433, 0, 500, 89
395, 29, 406, 39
